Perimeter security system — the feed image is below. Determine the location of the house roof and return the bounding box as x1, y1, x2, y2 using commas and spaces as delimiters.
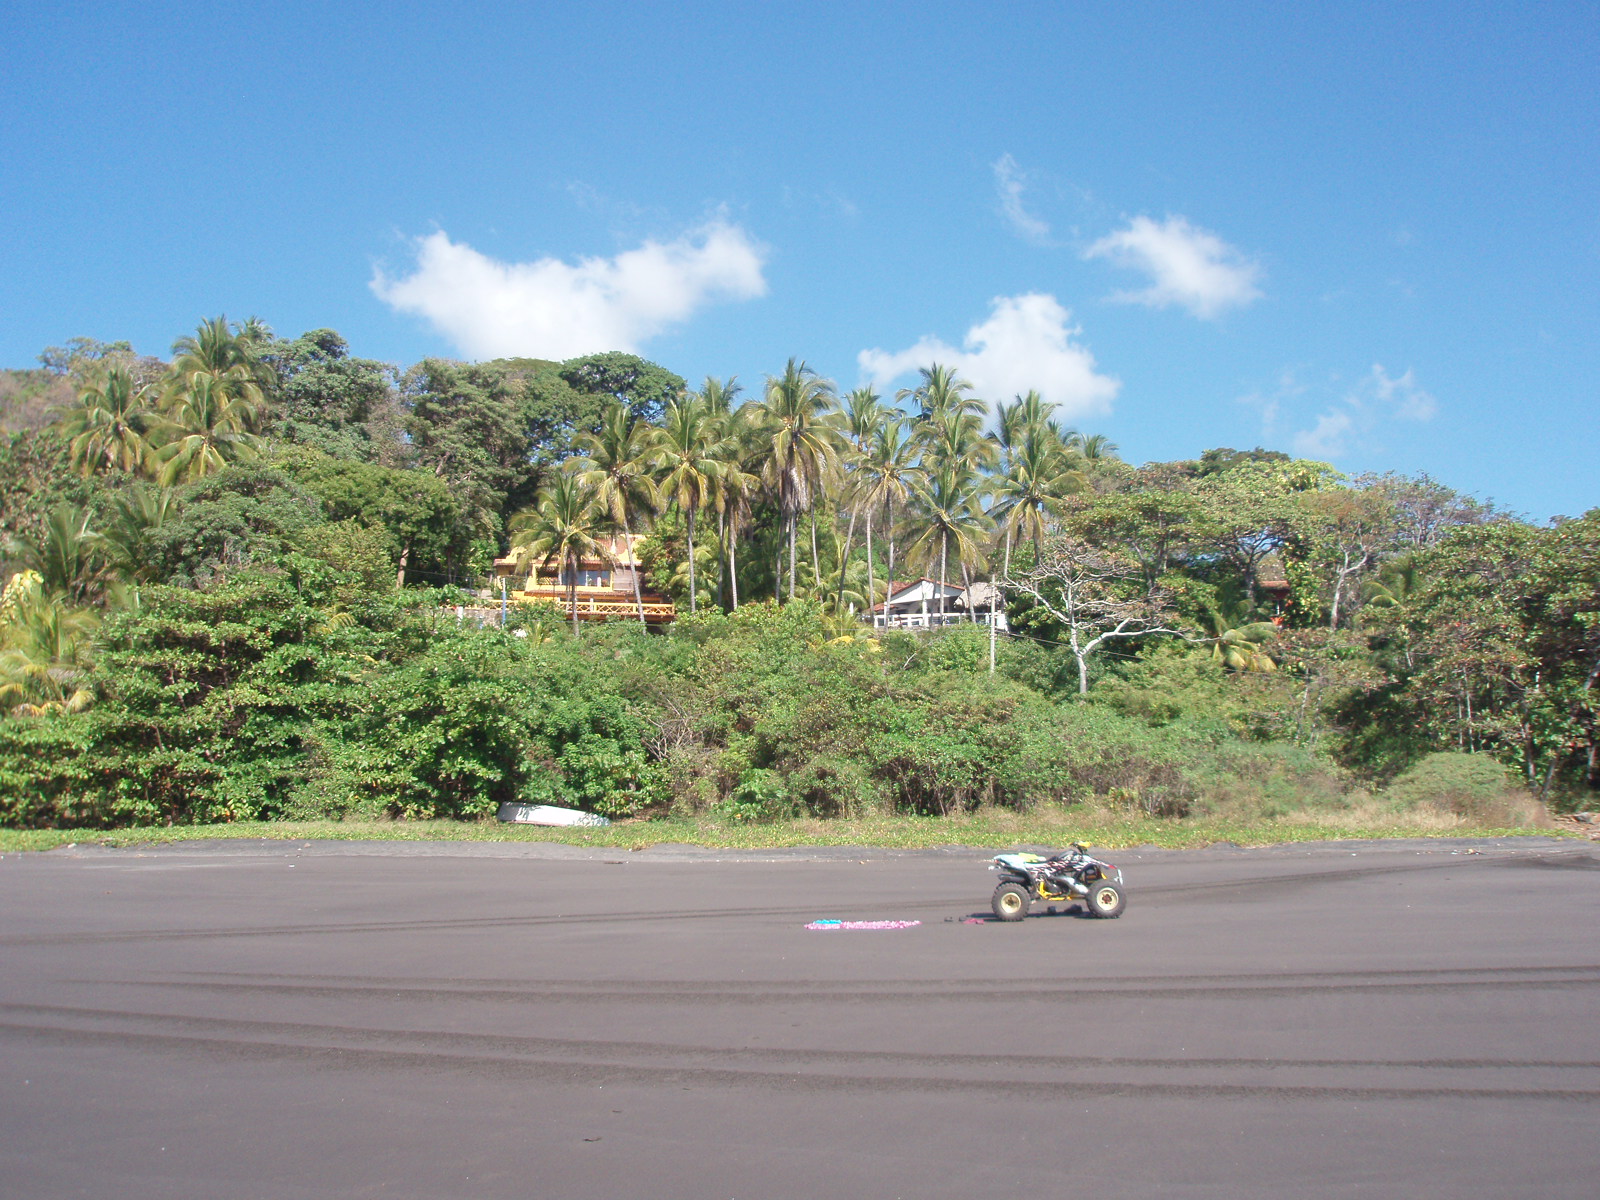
872, 577, 974, 613
495, 532, 643, 571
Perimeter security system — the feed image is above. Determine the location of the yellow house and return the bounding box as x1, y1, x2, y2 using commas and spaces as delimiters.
492, 534, 676, 624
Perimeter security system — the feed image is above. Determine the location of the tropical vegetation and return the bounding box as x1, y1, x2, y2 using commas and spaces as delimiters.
1, 319, 1595, 834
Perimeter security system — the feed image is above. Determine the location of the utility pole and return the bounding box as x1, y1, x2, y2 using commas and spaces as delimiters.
988, 575, 997, 674
500, 576, 507, 628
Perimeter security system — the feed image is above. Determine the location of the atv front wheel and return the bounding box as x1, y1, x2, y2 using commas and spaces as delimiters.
1084, 880, 1125, 919
992, 882, 1031, 922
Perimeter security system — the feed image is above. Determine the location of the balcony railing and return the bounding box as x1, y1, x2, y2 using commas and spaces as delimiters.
513, 586, 676, 623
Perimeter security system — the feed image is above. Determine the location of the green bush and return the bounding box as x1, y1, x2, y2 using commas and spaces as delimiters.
719, 767, 792, 824
1385, 752, 1549, 826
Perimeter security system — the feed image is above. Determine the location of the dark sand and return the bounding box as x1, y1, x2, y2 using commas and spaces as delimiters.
2, 837, 1597, 1198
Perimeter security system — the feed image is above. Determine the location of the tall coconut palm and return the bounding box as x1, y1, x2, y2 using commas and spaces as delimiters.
990, 428, 1084, 574
713, 405, 762, 611
995, 390, 1055, 450
697, 375, 743, 417
573, 402, 659, 626
832, 387, 887, 611
858, 415, 921, 618
166, 316, 272, 412
650, 394, 728, 613
917, 403, 997, 477
1079, 432, 1119, 461
150, 373, 264, 484
508, 470, 609, 636
905, 463, 991, 624
899, 362, 983, 423
750, 359, 839, 601
695, 376, 744, 609
60, 365, 153, 476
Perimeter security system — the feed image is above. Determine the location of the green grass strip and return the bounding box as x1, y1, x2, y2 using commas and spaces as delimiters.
0, 809, 1576, 854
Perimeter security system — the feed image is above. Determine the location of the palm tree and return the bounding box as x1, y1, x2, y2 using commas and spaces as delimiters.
1079, 432, 1119, 461
714, 405, 762, 611
918, 402, 997, 477
899, 363, 983, 423
508, 470, 609, 636
3, 505, 104, 605
995, 390, 1055, 452
166, 316, 272, 412
695, 376, 744, 609
99, 484, 181, 586
697, 375, 743, 417
832, 386, 887, 611
0, 571, 97, 716
650, 394, 728, 613
150, 374, 264, 484
905, 463, 991, 624
573, 403, 659, 626
990, 427, 1084, 574
750, 359, 839, 601
60, 365, 153, 476
858, 416, 921, 619
1203, 604, 1279, 673
148, 316, 270, 483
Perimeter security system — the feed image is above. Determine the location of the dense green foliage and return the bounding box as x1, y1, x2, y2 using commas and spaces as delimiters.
1, 319, 1595, 830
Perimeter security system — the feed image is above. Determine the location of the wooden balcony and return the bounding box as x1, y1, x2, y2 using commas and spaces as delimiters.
513, 586, 677, 624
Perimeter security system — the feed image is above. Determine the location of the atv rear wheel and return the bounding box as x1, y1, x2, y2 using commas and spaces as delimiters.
1084, 880, 1125, 919
992, 882, 1031, 922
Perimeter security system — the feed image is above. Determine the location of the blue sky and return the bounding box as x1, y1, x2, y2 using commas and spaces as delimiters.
2, 1, 1595, 520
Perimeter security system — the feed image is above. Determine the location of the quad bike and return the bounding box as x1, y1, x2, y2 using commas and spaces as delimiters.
988, 844, 1125, 921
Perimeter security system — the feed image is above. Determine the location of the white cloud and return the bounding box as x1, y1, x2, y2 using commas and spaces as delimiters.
1292, 409, 1356, 459
1084, 215, 1262, 318
1368, 364, 1437, 421
370, 218, 768, 359
1287, 363, 1438, 459
858, 293, 1119, 419
993, 154, 1051, 242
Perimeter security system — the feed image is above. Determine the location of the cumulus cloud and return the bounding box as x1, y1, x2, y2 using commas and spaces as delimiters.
858, 293, 1119, 419
370, 218, 767, 359
1368, 364, 1437, 422
1084, 215, 1262, 318
1288, 364, 1438, 459
1292, 409, 1357, 459
993, 154, 1051, 242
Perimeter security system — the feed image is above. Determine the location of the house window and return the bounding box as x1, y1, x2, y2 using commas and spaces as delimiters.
558, 569, 611, 587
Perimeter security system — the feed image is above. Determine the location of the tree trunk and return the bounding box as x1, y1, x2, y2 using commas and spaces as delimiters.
623, 508, 645, 627
396, 542, 411, 590
988, 570, 997, 673
836, 505, 858, 612
729, 516, 740, 610
716, 509, 726, 612
687, 505, 698, 613
939, 532, 948, 625
865, 509, 876, 630
569, 551, 580, 637
787, 508, 797, 602
886, 499, 896, 603
810, 507, 821, 594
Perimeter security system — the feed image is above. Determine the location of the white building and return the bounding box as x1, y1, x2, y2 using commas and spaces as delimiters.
871, 578, 1007, 631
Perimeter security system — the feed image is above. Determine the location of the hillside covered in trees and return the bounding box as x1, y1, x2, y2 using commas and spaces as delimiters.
1, 318, 1595, 830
